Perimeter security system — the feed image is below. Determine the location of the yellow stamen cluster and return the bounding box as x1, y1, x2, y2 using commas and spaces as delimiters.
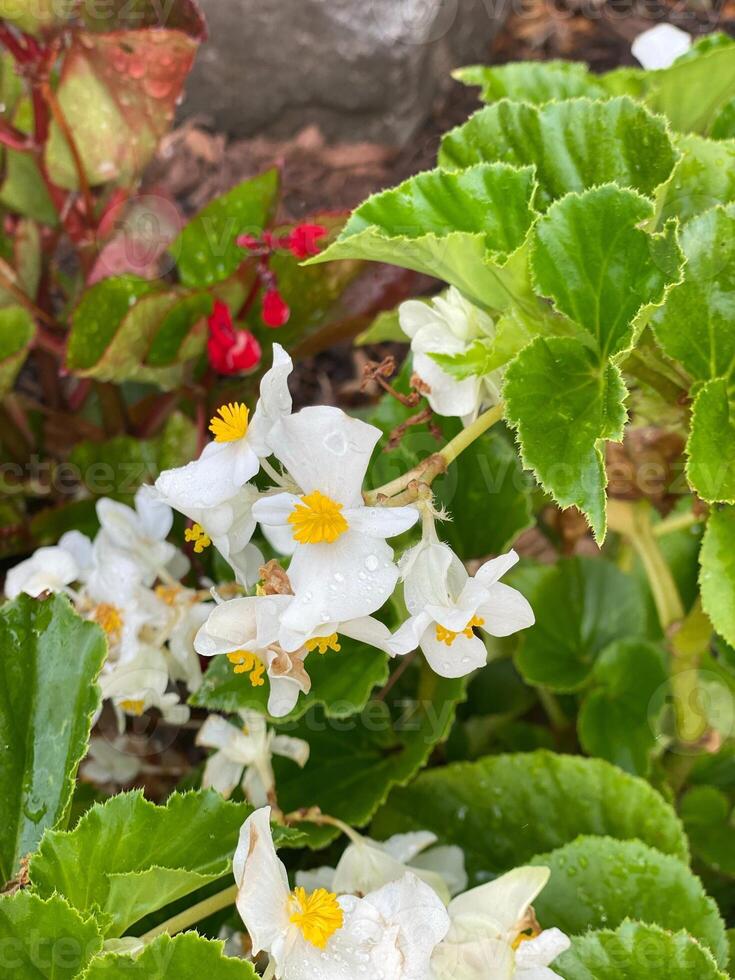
120, 699, 145, 716
435, 615, 486, 647
227, 650, 266, 687
288, 491, 349, 545
92, 603, 123, 641
306, 633, 342, 655
155, 584, 181, 606
209, 403, 250, 443
185, 523, 212, 554
289, 887, 344, 949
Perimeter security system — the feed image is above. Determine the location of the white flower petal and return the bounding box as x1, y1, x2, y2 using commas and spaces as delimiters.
447, 866, 551, 939
228, 542, 264, 589
294, 866, 337, 892
632, 23, 691, 69
5, 547, 79, 599
410, 845, 468, 898
398, 298, 435, 339
414, 351, 482, 419
474, 550, 519, 588
261, 520, 298, 556
379, 831, 438, 864
269, 406, 381, 506
387, 611, 433, 657
477, 582, 535, 637
155, 439, 259, 512
338, 615, 393, 652
284, 532, 399, 632
135, 484, 173, 540
59, 531, 94, 575
233, 807, 291, 956
420, 627, 487, 679
402, 541, 465, 617
516, 928, 570, 973
267, 673, 305, 718
271, 734, 310, 768
202, 751, 244, 799
194, 597, 259, 656
346, 504, 419, 539
251, 491, 301, 528
247, 342, 294, 456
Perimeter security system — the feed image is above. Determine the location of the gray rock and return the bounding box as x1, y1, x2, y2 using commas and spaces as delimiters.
182, 0, 508, 145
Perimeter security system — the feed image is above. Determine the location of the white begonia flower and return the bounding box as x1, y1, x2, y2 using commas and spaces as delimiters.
632, 24, 692, 70
154, 344, 293, 577
195, 594, 311, 717
399, 287, 502, 422
430, 866, 569, 980
251, 406, 419, 635
100, 643, 190, 731
95, 485, 178, 586
3, 527, 94, 600
389, 541, 534, 678
4, 544, 80, 599
154, 587, 210, 692
196, 709, 309, 806
81, 736, 143, 786
296, 830, 467, 905
234, 807, 449, 980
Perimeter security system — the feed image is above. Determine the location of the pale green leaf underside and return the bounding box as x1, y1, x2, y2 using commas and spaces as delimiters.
82, 933, 258, 979
0, 891, 103, 979
531, 836, 728, 965
371, 750, 688, 884
531, 185, 682, 359
309, 163, 539, 313
700, 506, 735, 648
439, 97, 677, 210
504, 336, 628, 541
0, 595, 106, 884
556, 922, 729, 980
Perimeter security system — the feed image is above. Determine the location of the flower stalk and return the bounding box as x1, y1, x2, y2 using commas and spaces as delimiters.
140, 883, 238, 942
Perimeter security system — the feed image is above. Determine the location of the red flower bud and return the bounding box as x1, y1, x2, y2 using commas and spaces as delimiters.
236, 233, 262, 252
286, 223, 328, 259
262, 288, 290, 328
207, 300, 262, 374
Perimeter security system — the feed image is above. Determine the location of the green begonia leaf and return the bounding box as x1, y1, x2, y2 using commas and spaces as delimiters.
556, 922, 729, 980
512, 558, 648, 692
82, 933, 257, 979
308, 163, 539, 314
652, 207, 735, 384
0, 892, 103, 979
700, 506, 735, 648
371, 750, 688, 884
578, 639, 668, 775
453, 60, 605, 104
658, 135, 735, 225
171, 169, 280, 287
66, 277, 210, 387
531, 836, 728, 966
0, 595, 106, 884
687, 378, 735, 504
530, 185, 682, 359
0, 305, 34, 398
681, 785, 735, 878
29, 790, 301, 937
504, 337, 628, 541
439, 98, 677, 210
643, 44, 735, 135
